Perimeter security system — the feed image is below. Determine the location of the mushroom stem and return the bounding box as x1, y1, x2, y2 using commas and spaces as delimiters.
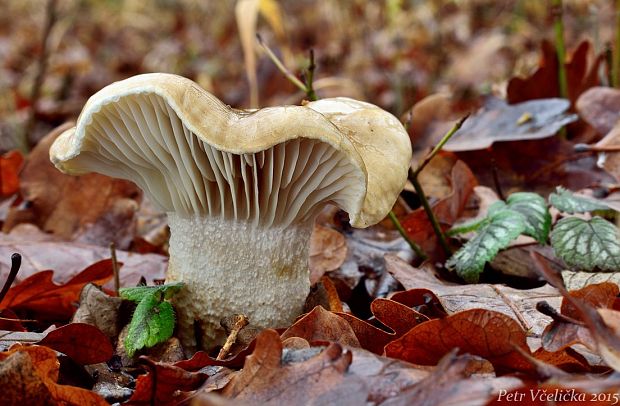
165, 213, 313, 349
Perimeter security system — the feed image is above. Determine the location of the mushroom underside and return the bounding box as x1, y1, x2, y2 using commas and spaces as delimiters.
68, 93, 365, 228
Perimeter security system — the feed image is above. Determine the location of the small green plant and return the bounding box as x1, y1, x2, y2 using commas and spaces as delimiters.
119, 282, 184, 357
447, 188, 620, 282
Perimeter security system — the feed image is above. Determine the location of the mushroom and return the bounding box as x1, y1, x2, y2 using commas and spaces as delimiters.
50, 73, 412, 348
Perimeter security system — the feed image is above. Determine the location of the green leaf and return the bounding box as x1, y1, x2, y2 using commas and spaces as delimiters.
550, 216, 620, 271
446, 209, 526, 283
124, 291, 176, 357
506, 192, 551, 243
549, 187, 611, 214
120, 282, 184, 303
447, 217, 490, 236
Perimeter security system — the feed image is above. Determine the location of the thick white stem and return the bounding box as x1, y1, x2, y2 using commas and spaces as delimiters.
166, 213, 312, 349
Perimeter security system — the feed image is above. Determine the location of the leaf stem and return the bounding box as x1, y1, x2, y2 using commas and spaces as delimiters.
410, 175, 452, 256
388, 211, 427, 260
257, 34, 307, 94
110, 242, 120, 296
407, 116, 468, 257
412, 115, 468, 178
257, 34, 318, 101
552, 0, 568, 99
0, 254, 22, 304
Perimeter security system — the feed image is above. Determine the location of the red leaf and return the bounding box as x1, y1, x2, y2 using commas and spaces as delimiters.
38, 323, 113, 365
0, 259, 113, 319
385, 309, 535, 374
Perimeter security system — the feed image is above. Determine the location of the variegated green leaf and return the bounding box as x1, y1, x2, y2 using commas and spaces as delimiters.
550, 216, 620, 271
549, 187, 611, 214
506, 192, 551, 243
446, 209, 526, 283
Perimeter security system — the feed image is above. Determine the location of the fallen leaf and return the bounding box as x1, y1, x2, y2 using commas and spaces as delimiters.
0, 345, 107, 405
0, 150, 23, 197
595, 122, 620, 182
281, 305, 360, 347
385, 308, 535, 374
0, 223, 167, 287
444, 98, 576, 152
125, 356, 207, 405
38, 323, 113, 365
0, 259, 113, 320
507, 40, 603, 105
72, 283, 123, 339
309, 225, 347, 284
562, 270, 620, 291
3, 124, 142, 249
577, 86, 620, 135
338, 297, 429, 354
222, 329, 360, 404
385, 254, 560, 337
401, 160, 477, 259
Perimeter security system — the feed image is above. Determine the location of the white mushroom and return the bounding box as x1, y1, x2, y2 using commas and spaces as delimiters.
50, 73, 412, 348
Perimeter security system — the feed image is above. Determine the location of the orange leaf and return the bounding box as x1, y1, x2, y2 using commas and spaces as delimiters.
385, 309, 535, 374
0, 345, 107, 405
0, 259, 113, 320
0, 150, 23, 197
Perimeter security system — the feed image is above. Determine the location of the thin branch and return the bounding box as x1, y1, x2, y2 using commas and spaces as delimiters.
0, 254, 22, 304
412, 115, 468, 178
388, 211, 427, 260
217, 314, 248, 360
24, 0, 58, 151
410, 175, 452, 256
256, 34, 307, 93
110, 242, 120, 296
552, 0, 568, 99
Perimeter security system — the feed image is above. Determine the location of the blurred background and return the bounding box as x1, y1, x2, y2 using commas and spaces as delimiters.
0, 0, 615, 153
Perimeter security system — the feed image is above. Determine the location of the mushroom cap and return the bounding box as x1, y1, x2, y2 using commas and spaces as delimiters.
50, 73, 411, 228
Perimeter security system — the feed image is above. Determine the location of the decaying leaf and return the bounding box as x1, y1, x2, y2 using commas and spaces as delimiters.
0, 259, 113, 320
309, 225, 348, 284
385, 308, 535, 374
0, 345, 108, 405
3, 125, 142, 249
281, 306, 360, 347
0, 150, 23, 197
444, 98, 576, 152
0, 224, 167, 287
385, 255, 560, 337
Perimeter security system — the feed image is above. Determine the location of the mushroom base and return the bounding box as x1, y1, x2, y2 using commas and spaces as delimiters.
166, 213, 313, 349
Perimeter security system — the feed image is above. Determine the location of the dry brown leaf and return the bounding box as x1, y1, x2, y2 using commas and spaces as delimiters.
3, 124, 142, 249
0, 223, 167, 287
385, 308, 536, 374
385, 254, 560, 337
0, 150, 23, 197
577, 86, 620, 136
281, 305, 360, 347
0, 345, 108, 405
308, 225, 347, 284
595, 123, 620, 182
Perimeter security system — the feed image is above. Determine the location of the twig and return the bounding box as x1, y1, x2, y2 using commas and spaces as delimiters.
256, 34, 317, 101
536, 300, 585, 326
0, 316, 36, 323
110, 242, 120, 296
217, 314, 248, 360
24, 0, 58, 151
0, 254, 22, 304
574, 143, 620, 153
490, 157, 505, 201
614, 0, 620, 87
411, 115, 468, 178
388, 211, 427, 260
408, 116, 468, 257
303, 49, 318, 101
552, 0, 568, 99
